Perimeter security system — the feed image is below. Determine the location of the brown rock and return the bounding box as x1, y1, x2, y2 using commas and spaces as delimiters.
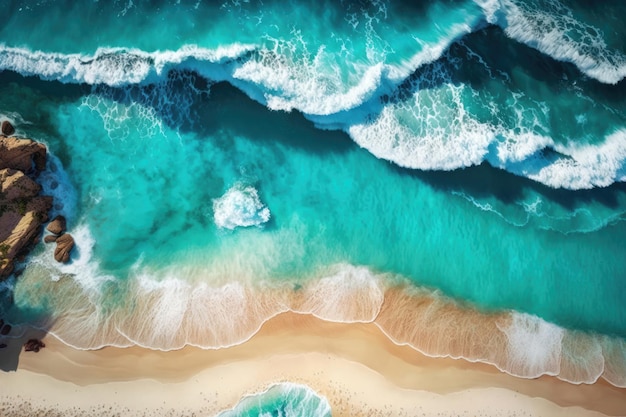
24, 339, 45, 352
1, 121, 15, 136
0, 133, 51, 280
54, 233, 74, 263
1, 214, 44, 276
0, 323, 11, 335
46, 215, 67, 235
0, 136, 47, 173
44, 234, 58, 243
32, 142, 47, 171
0, 168, 41, 200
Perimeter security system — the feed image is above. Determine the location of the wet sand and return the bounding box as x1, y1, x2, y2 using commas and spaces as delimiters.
1, 312, 624, 416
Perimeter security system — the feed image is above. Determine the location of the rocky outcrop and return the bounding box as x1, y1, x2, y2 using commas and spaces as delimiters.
0, 124, 52, 278
23, 339, 45, 352
46, 215, 66, 235
1, 121, 15, 136
0, 136, 47, 173
53, 233, 74, 263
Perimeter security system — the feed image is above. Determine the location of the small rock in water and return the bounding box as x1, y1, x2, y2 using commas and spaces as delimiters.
43, 234, 58, 243
1, 120, 15, 136
46, 215, 67, 235
0, 323, 11, 336
24, 339, 45, 352
54, 233, 74, 263
0, 343, 7, 349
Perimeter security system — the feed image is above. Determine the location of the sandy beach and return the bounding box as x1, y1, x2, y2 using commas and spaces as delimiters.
1, 312, 624, 417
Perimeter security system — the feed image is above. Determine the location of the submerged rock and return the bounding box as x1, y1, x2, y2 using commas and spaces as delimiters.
1, 120, 15, 136
47, 215, 67, 235
0, 323, 11, 336
24, 339, 45, 352
54, 233, 74, 263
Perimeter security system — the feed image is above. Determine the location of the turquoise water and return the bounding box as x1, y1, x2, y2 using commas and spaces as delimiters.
218, 383, 331, 417
0, 0, 625, 399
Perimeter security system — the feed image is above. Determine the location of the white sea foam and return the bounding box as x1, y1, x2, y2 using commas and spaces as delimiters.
0, 43, 254, 86
349, 69, 626, 190
559, 331, 605, 384
16, 250, 626, 387
296, 264, 385, 323
33, 222, 114, 293
2, 25, 624, 189
475, 0, 626, 84
523, 130, 626, 189
234, 57, 386, 115
497, 312, 565, 378
213, 183, 271, 230
349, 101, 495, 171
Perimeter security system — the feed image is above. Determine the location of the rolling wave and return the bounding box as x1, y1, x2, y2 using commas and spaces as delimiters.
1, 0, 625, 190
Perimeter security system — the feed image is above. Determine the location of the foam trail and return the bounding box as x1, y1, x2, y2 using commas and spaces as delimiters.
559, 331, 605, 384
349, 63, 626, 190
373, 286, 626, 387
601, 337, 626, 387
475, 0, 626, 84
294, 264, 385, 323
231, 17, 482, 116
497, 312, 564, 378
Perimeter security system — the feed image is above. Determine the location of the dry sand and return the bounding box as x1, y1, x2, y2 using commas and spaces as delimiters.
1, 312, 625, 416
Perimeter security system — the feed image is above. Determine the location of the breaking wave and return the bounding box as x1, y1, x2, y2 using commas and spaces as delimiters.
1, 0, 625, 190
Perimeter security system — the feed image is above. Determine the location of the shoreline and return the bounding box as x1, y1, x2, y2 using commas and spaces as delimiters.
1, 312, 624, 416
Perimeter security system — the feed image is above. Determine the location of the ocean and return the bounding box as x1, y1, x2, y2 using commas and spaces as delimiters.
0, 0, 625, 414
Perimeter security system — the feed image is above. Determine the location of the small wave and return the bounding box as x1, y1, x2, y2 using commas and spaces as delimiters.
453, 190, 626, 234
217, 383, 332, 417
10, 255, 626, 388
374, 286, 626, 387
213, 183, 271, 230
